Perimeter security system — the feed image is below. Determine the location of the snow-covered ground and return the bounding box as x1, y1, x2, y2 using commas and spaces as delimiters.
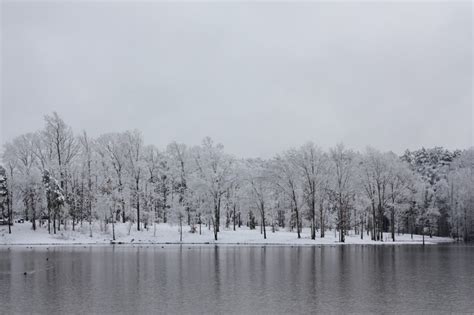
0, 222, 455, 246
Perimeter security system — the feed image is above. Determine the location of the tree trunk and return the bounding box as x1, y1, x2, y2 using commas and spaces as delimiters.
187, 208, 190, 226
339, 196, 345, 243
7, 198, 12, 234
260, 202, 266, 239
213, 196, 221, 238
216, 198, 220, 233
53, 211, 56, 234
112, 217, 115, 241
47, 198, 51, 234
136, 178, 140, 231
371, 201, 376, 241
422, 221, 425, 246
311, 197, 316, 240
391, 207, 395, 242
31, 192, 36, 231
212, 196, 221, 240
377, 201, 383, 241
179, 214, 183, 242
212, 218, 218, 241
319, 201, 324, 238
118, 177, 126, 224
233, 204, 236, 231
295, 206, 301, 239
199, 213, 202, 235
89, 197, 93, 237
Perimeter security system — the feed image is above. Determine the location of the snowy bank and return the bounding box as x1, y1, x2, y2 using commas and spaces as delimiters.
0, 222, 454, 246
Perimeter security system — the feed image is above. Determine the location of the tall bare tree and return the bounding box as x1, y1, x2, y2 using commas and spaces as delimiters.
330, 144, 355, 243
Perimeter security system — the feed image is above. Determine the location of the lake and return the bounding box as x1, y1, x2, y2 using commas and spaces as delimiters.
0, 245, 472, 314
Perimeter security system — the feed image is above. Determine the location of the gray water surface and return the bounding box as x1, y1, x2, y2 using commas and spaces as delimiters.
0, 245, 473, 314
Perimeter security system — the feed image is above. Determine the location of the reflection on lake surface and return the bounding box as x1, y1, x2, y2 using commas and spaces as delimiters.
0, 245, 473, 314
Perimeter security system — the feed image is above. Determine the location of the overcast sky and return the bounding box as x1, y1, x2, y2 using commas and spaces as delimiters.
1, 1, 472, 158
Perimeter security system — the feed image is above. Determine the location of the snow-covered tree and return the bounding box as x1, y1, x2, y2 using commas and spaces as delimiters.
329, 144, 356, 242
385, 153, 413, 241
271, 152, 304, 239
191, 137, 235, 240
96, 133, 128, 223
0, 165, 11, 233
2, 111, 472, 243
123, 130, 144, 231
244, 158, 273, 239
5, 134, 43, 230
42, 170, 65, 234
289, 142, 327, 239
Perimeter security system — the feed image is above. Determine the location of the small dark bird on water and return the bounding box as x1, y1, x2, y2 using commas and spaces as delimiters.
23, 272, 27, 276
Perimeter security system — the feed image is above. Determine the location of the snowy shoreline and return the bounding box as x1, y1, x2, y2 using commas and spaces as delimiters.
0, 242, 455, 247
0, 223, 455, 246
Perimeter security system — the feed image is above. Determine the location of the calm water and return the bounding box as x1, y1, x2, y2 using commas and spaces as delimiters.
0, 245, 473, 314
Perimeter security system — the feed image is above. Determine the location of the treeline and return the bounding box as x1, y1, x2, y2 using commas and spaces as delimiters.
0, 112, 473, 242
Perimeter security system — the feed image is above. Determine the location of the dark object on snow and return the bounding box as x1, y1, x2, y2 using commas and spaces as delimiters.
110, 241, 124, 245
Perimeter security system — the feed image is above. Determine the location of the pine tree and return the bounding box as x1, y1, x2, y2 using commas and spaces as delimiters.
0, 166, 11, 233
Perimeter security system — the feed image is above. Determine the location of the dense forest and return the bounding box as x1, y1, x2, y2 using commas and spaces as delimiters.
1, 113, 473, 242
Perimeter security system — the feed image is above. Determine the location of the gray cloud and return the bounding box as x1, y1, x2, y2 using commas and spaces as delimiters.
1, 1, 472, 158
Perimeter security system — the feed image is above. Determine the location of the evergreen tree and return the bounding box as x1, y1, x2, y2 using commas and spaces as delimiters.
0, 166, 11, 233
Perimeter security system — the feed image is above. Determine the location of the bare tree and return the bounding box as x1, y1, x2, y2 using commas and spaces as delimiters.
97, 133, 128, 223
123, 130, 144, 231
192, 137, 235, 241
290, 143, 327, 240
359, 147, 391, 241
271, 153, 303, 239
329, 144, 355, 243
245, 159, 273, 239
143, 145, 161, 234
386, 153, 412, 241
43, 112, 79, 230
6, 134, 42, 230
79, 131, 95, 237
168, 142, 191, 225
